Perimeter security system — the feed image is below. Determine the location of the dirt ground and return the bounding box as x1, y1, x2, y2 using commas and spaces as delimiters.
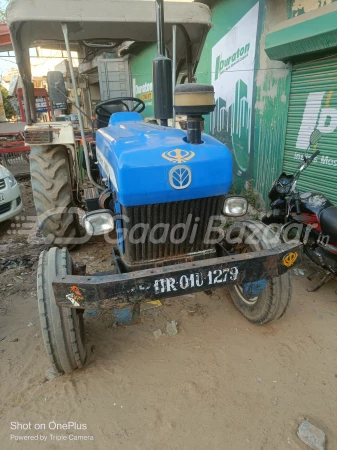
0, 181, 337, 450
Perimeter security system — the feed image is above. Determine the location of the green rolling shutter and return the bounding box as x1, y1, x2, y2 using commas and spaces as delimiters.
283, 56, 337, 205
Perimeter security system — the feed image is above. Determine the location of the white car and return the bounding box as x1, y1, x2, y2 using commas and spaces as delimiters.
0, 165, 23, 222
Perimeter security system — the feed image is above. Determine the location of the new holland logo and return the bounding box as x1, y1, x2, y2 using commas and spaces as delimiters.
162, 149, 195, 164
169, 165, 192, 190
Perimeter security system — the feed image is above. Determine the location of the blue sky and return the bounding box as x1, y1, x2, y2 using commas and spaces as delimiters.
0, 52, 18, 75
0, 50, 40, 76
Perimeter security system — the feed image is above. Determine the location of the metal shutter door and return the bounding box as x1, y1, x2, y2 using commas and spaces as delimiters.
283, 56, 337, 205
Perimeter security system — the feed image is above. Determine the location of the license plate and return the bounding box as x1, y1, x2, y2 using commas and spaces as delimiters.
0, 193, 5, 203
153, 267, 240, 294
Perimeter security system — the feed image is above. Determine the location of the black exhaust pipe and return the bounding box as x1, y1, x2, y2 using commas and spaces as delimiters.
153, 0, 173, 126
155, 0, 166, 56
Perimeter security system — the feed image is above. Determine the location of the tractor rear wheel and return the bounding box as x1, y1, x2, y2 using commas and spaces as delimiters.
30, 145, 79, 246
225, 220, 292, 324
37, 248, 86, 375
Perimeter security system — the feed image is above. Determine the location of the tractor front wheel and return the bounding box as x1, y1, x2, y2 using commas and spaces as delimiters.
225, 220, 292, 324
37, 248, 86, 376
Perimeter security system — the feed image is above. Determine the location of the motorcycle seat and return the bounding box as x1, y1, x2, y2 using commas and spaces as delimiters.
320, 206, 337, 246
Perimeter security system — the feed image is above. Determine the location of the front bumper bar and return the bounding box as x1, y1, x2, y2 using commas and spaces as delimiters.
53, 242, 302, 309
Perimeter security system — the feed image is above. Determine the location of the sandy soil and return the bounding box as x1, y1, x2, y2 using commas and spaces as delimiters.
0, 181, 337, 450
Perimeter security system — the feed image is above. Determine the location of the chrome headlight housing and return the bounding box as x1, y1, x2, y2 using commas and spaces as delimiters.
223, 196, 248, 217
2, 167, 17, 187
83, 210, 114, 236
7, 174, 17, 187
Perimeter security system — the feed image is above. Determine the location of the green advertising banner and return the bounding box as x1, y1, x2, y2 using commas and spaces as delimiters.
211, 3, 260, 180
130, 43, 156, 118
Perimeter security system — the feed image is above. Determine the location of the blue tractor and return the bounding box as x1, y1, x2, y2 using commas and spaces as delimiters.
8, 0, 301, 375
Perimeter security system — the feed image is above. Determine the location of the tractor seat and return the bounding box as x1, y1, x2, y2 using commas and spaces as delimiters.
320, 206, 337, 245
96, 103, 128, 129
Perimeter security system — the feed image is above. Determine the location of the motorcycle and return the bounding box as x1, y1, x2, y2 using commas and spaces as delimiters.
263, 130, 337, 292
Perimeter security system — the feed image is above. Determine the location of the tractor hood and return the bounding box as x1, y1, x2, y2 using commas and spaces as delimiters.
96, 113, 233, 207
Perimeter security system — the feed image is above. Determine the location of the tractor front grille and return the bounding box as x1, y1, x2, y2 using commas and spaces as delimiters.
24, 130, 53, 145
122, 196, 225, 264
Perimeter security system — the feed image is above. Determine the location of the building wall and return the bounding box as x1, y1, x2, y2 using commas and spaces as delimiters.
253, 0, 289, 206
196, 0, 337, 203
121, 0, 336, 204
288, 0, 337, 17
196, 0, 289, 204
196, 0, 264, 195
279, 1, 337, 205
254, 0, 337, 203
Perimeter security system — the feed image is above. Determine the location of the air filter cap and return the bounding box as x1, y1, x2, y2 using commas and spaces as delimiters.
174, 83, 215, 115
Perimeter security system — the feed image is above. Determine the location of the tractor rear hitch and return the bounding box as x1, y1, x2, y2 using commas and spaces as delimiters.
53, 242, 302, 310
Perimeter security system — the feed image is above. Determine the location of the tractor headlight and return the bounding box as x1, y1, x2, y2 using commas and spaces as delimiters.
83, 210, 114, 236
223, 196, 248, 217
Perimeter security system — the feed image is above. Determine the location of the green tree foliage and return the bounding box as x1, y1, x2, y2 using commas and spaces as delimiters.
1, 85, 16, 119
0, 1, 9, 23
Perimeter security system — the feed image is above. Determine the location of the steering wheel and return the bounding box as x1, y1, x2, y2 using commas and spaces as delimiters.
95, 97, 146, 119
